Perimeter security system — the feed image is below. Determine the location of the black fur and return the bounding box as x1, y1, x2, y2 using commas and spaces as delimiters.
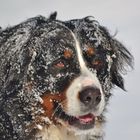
0, 12, 133, 140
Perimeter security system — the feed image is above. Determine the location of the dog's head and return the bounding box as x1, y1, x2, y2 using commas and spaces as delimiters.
0, 13, 133, 138
22, 14, 133, 134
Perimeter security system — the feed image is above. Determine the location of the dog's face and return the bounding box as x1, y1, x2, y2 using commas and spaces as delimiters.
0, 14, 133, 139
24, 16, 132, 134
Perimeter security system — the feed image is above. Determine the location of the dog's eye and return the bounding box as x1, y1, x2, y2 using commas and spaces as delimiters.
54, 60, 65, 69
50, 59, 67, 75
92, 59, 103, 69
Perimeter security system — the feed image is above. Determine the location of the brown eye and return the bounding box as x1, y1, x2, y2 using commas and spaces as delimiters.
54, 61, 65, 69
54, 61, 65, 68
92, 59, 103, 69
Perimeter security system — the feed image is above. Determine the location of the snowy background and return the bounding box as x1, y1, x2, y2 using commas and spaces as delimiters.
0, 0, 139, 139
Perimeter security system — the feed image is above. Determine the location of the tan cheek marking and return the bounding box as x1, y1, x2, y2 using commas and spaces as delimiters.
41, 93, 66, 120
86, 47, 95, 56
64, 49, 73, 59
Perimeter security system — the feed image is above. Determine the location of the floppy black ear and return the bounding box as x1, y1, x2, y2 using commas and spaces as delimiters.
111, 39, 133, 90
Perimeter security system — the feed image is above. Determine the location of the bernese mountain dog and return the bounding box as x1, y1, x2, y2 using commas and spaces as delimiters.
0, 12, 133, 140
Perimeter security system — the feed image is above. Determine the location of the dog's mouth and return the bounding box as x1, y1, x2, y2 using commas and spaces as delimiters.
53, 104, 96, 130
68, 113, 95, 130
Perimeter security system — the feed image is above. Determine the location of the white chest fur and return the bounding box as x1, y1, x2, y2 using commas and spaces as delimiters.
36, 125, 83, 140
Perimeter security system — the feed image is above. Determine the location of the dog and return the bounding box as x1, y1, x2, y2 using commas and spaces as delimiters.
0, 12, 133, 140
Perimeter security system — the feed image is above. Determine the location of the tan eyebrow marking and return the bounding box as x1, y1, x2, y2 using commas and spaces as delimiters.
64, 49, 73, 59
86, 47, 95, 56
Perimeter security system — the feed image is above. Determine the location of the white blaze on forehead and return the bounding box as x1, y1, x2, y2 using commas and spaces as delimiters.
70, 32, 86, 70
70, 31, 101, 89
65, 31, 105, 117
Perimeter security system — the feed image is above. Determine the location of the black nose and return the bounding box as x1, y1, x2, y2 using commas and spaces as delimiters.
79, 87, 101, 107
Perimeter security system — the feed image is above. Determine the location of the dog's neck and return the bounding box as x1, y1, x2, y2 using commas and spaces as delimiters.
36, 125, 103, 140
36, 125, 80, 140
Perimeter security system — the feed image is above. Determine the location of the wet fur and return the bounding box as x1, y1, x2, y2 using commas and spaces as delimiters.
0, 12, 133, 140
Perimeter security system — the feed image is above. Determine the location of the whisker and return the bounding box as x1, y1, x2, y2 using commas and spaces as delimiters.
51, 101, 72, 122
52, 103, 61, 118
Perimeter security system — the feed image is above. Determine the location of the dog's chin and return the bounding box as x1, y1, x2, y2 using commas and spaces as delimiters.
54, 106, 98, 131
